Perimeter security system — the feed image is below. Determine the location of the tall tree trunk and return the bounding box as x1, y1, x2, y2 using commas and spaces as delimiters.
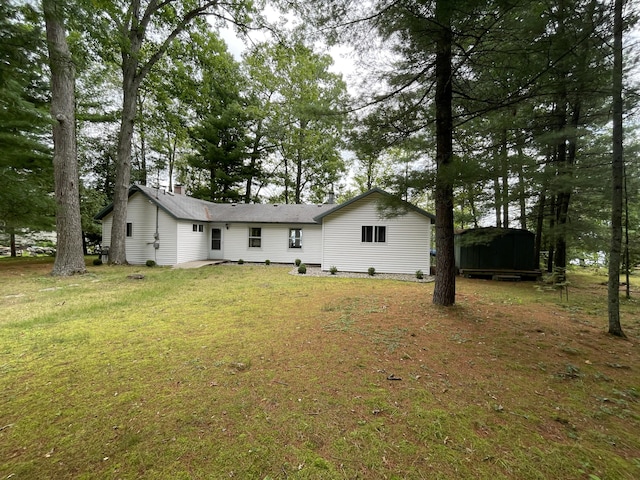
43, 0, 86, 276
110, 72, 139, 264
608, 0, 625, 337
516, 144, 527, 230
500, 128, 509, 228
433, 0, 455, 306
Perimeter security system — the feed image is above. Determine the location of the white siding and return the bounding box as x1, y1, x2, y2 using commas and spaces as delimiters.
126, 194, 167, 265
99, 194, 179, 265
222, 223, 323, 264
321, 193, 431, 274
176, 220, 210, 264
154, 209, 178, 265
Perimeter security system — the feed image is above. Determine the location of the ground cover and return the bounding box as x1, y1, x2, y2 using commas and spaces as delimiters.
1, 257, 639, 479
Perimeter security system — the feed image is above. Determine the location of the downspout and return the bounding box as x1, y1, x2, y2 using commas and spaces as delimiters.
153, 205, 160, 263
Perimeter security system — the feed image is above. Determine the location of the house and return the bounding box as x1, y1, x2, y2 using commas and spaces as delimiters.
94, 185, 435, 274
454, 227, 541, 279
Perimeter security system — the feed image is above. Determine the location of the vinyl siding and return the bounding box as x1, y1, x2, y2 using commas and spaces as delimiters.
98, 193, 179, 265
222, 223, 323, 264
321, 193, 431, 274
176, 220, 209, 264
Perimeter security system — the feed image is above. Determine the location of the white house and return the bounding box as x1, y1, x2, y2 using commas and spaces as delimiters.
95, 185, 435, 274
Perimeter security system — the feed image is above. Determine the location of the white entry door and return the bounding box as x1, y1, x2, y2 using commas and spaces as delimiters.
211, 227, 222, 258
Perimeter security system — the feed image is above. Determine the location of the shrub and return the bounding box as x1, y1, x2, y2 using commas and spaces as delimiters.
368, 267, 376, 276
416, 269, 424, 279
298, 263, 307, 274
265, 259, 271, 265
329, 265, 338, 275
238, 259, 244, 264
92, 258, 102, 266
294, 258, 302, 266
146, 260, 156, 267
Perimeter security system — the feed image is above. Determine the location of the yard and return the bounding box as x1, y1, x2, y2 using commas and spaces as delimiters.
1, 257, 639, 479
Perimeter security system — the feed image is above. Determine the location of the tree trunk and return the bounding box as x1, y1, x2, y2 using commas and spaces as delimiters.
608, 0, 625, 337
43, 0, 86, 276
10, 232, 17, 257
500, 128, 509, 228
432, 0, 455, 306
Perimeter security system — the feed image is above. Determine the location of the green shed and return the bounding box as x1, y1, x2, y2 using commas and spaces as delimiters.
454, 228, 539, 279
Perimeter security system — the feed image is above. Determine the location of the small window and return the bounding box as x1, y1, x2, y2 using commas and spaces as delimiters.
249, 227, 262, 248
198, 224, 204, 232
362, 225, 386, 243
361, 226, 373, 242
193, 224, 198, 232
126, 222, 133, 237
289, 228, 302, 248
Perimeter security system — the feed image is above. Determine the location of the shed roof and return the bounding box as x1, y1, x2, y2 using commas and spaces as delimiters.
94, 184, 335, 224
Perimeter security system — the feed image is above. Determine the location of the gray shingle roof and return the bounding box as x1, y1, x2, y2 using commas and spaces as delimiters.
94, 185, 335, 224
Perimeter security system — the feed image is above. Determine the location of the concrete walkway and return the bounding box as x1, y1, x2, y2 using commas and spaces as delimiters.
172, 260, 226, 269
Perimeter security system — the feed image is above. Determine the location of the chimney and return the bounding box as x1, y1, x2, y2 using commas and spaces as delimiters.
327, 191, 335, 204
174, 184, 184, 195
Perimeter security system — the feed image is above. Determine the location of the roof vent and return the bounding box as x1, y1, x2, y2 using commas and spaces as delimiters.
273, 204, 279, 207
231, 203, 237, 207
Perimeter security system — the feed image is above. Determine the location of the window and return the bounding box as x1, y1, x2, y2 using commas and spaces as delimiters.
211, 228, 221, 250
362, 225, 386, 243
192, 224, 198, 232
249, 227, 262, 247
126, 222, 133, 237
289, 228, 302, 248
198, 224, 204, 232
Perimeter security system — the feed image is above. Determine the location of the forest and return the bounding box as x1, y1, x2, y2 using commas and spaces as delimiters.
1, 1, 639, 318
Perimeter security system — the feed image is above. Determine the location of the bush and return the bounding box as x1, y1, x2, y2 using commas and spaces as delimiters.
146, 260, 156, 267
294, 258, 302, 266
329, 265, 338, 275
368, 267, 376, 276
238, 259, 244, 264
92, 258, 102, 266
298, 263, 307, 274
265, 259, 271, 265
415, 269, 424, 280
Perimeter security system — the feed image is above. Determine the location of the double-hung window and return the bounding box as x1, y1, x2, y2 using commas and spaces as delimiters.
126, 222, 133, 237
362, 225, 386, 243
249, 227, 262, 248
289, 228, 302, 248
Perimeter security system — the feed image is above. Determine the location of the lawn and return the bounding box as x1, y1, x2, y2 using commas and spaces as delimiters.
1, 257, 639, 479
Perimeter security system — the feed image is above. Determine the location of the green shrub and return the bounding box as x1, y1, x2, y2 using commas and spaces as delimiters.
415, 269, 424, 279
298, 263, 307, 274
368, 267, 376, 276
238, 259, 244, 264
92, 258, 102, 266
329, 265, 338, 275
265, 259, 271, 265
295, 258, 302, 266
146, 260, 156, 267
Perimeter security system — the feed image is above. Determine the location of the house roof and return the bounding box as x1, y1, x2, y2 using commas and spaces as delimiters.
94, 184, 335, 224
312, 187, 436, 223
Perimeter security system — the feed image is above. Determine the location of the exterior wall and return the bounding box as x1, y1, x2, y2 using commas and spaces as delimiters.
222, 223, 323, 264
320, 194, 431, 274
176, 220, 210, 264
99, 194, 179, 265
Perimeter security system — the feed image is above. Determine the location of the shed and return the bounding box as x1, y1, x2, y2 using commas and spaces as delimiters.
454, 228, 540, 279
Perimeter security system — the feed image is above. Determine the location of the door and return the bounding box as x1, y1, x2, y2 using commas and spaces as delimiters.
211, 227, 222, 258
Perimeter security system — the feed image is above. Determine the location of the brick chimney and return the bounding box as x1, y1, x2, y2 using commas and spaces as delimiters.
174, 184, 184, 195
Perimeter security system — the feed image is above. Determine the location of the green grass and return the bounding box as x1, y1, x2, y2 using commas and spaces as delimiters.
0, 257, 639, 479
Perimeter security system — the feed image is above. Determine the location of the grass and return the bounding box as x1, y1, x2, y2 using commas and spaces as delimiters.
1, 257, 639, 479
